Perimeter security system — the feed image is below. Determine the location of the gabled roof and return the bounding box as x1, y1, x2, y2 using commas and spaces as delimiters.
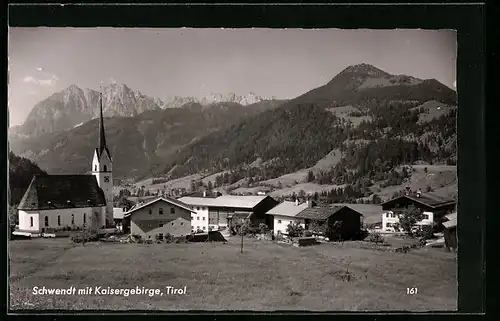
124, 197, 195, 217
177, 195, 272, 209
381, 193, 456, 209
18, 175, 106, 210
297, 205, 363, 220
265, 201, 309, 217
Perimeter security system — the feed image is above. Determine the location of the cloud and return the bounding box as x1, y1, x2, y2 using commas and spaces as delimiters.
108, 77, 117, 84
22, 73, 59, 87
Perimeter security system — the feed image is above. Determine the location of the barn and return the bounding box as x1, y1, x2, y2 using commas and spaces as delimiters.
297, 205, 364, 241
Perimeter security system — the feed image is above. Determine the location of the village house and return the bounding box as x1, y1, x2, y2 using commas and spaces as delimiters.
380, 190, 456, 232
296, 205, 364, 241
264, 199, 313, 236
177, 194, 278, 232
124, 197, 195, 240
17, 93, 114, 235
442, 212, 457, 251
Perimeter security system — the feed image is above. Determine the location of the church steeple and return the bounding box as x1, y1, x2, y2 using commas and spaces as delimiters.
98, 93, 108, 157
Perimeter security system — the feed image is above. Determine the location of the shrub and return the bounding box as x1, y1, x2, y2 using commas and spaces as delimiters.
70, 229, 99, 244
366, 232, 384, 244
258, 223, 270, 234
415, 225, 435, 240
286, 222, 304, 237
399, 205, 425, 235
164, 233, 174, 243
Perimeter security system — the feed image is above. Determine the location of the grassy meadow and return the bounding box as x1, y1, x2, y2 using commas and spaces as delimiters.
9, 236, 457, 311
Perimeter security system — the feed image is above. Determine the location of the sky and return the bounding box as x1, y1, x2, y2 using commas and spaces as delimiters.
8, 28, 456, 126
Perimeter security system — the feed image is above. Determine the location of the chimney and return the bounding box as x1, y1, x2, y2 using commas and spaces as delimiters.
295, 199, 299, 206
203, 190, 207, 197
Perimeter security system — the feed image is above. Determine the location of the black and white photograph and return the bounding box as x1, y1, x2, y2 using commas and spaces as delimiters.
8, 27, 458, 311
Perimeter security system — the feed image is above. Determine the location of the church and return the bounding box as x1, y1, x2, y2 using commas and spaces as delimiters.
17, 93, 114, 233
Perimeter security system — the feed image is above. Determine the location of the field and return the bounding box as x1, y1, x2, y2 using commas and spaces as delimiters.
10, 236, 457, 311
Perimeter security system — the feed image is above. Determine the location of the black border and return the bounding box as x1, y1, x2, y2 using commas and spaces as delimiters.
4, 1, 489, 318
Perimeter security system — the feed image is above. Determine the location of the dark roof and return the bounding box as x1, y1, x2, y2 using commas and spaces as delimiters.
18, 175, 106, 210
381, 193, 456, 209
297, 205, 363, 220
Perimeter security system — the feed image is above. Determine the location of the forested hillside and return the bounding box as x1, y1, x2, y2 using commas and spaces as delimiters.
9, 151, 47, 206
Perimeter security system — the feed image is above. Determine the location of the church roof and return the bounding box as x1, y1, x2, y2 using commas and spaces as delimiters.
18, 175, 106, 210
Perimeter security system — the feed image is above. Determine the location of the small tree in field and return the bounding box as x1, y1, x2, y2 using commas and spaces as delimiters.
399, 205, 425, 235
286, 221, 304, 237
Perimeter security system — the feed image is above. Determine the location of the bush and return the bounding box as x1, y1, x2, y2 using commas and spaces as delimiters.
366, 232, 384, 244
258, 223, 270, 234
286, 222, 304, 237
415, 225, 435, 240
70, 229, 99, 244
164, 233, 174, 243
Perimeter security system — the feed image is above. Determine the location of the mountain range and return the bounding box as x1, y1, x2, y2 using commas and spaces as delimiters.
9, 63, 457, 200
9, 84, 278, 138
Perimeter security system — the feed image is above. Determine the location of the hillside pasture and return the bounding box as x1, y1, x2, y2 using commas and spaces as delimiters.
9, 237, 456, 311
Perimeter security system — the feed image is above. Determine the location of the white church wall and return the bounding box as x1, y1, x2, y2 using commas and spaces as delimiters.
18, 210, 39, 232
21, 206, 107, 232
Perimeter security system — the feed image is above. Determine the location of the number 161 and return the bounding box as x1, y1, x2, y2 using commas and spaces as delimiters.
406, 287, 418, 295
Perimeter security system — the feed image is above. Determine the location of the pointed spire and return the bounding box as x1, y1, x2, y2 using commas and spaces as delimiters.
98, 92, 107, 156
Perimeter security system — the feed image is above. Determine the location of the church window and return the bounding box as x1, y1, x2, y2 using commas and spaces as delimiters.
44, 216, 49, 227
171, 222, 175, 226
181, 222, 184, 226
30, 217, 33, 227
57, 215, 61, 226
83, 213, 86, 224
104, 165, 107, 172
149, 208, 152, 215
170, 208, 175, 214
159, 208, 164, 215
71, 214, 75, 225
94, 165, 97, 171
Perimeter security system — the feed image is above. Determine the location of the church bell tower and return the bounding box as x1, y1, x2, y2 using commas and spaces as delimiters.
91, 93, 113, 228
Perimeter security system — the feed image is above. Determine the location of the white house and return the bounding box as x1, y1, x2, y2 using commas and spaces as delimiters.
177, 195, 278, 232
382, 210, 433, 232
265, 199, 310, 236
380, 191, 456, 232
17, 93, 115, 234
124, 197, 195, 239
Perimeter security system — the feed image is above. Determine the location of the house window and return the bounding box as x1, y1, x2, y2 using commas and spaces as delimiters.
44, 216, 49, 227
278, 219, 282, 224
159, 223, 164, 227
170, 208, 175, 214
159, 208, 164, 215
423, 214, 429, 220
83, 213, 86, 224
197, 207, 200, 211
104, 165, 107, 172
181, 222, 184, 226
197, 217, 200, 220
386, 213, 390, 217
202, 217, 206, 221
391, 213, 396, 218
158, 233, 163, 240
30, 217, 33, 227
203, 226, 206, 230
149, 208, 152, 215
171, 222, 175, 226
386, 223, 391, 228
71, 214, 75, 225
57, 215, 61, 226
